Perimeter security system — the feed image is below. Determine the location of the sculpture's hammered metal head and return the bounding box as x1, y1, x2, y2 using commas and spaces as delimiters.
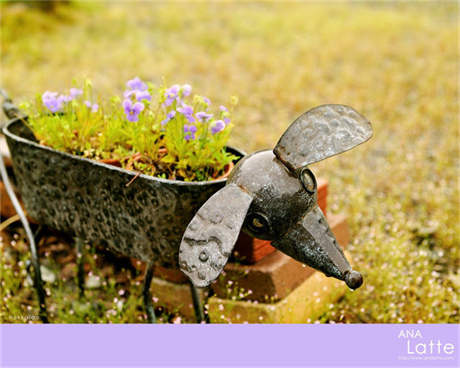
179, 104, 372, 289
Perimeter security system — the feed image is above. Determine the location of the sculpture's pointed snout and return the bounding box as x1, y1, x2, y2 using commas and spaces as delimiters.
272, 206, 363, 290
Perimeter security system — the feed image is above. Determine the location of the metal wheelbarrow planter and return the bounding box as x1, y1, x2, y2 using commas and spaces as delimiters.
1, 100, 372, 323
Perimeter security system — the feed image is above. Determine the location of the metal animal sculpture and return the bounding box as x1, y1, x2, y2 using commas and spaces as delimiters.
179, 104, 372, 292
1, 92, 372, 323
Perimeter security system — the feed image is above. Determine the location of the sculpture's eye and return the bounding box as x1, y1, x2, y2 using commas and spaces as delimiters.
246, 213, 270, 234
300, 168, 317, 194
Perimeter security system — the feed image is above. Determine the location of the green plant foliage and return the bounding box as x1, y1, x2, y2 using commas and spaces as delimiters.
23, 79, 238, 181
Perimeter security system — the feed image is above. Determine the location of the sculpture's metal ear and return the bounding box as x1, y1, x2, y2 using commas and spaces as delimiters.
179, 184, 253, 287
273, 104, 373, 172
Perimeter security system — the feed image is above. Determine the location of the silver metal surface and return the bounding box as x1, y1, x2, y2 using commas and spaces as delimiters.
180, 105, 372, 289
274, 104, 372, 172
179, 184, 253, 287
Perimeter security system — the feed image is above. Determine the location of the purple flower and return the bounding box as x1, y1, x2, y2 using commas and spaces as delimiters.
224, 117, 230, 125
219, 105, 228, 112
163, 84, 180, 107
124, 89, 151, 102
182, 84, 192, 97
58, 94, 72, 103
135, 90, 151, 102
184, 125, 197, 134
85, 100, 99, 112
177, 103, 193, 116
177, 103, 195, 122
123, 99, 144, 122
166, 84, 180, 96
184, 124, 198, 141
163, 97, 174, 107
123, 90, 136, 99
161, 110, 176, 125
42, 91, 58, 100
211, 120, 225, 135
203, 97, 211, 106
196, 111, 213, 122
69, 88, 83, 99
126, 77, 147, 91
42, 91, 63, 113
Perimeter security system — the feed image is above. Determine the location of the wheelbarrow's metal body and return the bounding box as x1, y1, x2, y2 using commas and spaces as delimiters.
4, 118, 244, 266
2, 116, 243, 323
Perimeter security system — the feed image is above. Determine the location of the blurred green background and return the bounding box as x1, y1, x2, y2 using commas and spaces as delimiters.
0, 0, 458, 323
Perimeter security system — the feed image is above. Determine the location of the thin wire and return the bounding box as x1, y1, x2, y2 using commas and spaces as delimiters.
0, 214, 20, 232
0, 155, 40, 264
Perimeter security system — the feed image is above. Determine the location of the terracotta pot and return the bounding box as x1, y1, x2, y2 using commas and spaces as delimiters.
99, 158, 122, 167
0, 181, 17, 219
214, 161, 234, 181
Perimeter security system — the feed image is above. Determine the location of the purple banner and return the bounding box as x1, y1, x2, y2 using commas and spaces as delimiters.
0, 324, 458, 367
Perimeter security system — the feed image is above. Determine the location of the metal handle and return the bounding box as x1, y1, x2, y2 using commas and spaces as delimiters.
0, 152, 49, 322
0, 88, 23, 120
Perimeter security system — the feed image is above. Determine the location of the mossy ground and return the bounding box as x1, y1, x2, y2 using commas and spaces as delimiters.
0, 1, 458, 323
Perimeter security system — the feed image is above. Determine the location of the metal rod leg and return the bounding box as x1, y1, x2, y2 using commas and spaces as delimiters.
0, 155, 48, 323
33, 225, 44, 245
75, 238, 85, 298
189, 281, 206, 323
32, 224, 48, 323
33, 261, 48, 323
142, 262, 156, 323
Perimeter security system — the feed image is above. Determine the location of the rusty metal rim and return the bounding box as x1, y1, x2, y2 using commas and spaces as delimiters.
3, 117, 246, 187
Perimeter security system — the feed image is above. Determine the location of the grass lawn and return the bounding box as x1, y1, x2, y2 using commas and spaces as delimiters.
0, 1, 458, 323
